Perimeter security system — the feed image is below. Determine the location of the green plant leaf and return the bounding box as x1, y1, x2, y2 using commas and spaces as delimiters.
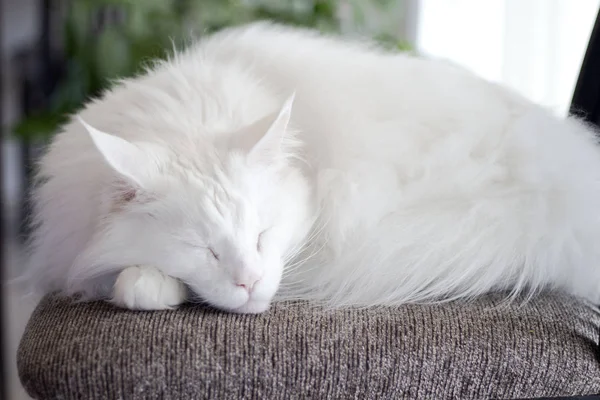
13, 112, 70, 139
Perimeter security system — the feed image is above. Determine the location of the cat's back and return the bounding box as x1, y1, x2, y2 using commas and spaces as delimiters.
197, 22, 530, 114
192, 22, 533, 168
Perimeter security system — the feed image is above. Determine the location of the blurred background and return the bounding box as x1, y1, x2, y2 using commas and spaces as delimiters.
1, 0, 599, 398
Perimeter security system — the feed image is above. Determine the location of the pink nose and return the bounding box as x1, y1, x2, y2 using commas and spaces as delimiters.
236, 280, 260, 292
233, 266, 262, 292
235, 276, 261, 292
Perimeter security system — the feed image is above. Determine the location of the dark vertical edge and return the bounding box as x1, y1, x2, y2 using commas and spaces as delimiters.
569, 6, 600, 381
0, 0, 6, 397
569, 10, 600, 125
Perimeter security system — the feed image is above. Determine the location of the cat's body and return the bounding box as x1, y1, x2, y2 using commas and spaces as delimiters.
27, 22, 600, 312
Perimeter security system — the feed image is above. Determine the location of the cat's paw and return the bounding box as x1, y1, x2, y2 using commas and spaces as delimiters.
111, 265, 187, 310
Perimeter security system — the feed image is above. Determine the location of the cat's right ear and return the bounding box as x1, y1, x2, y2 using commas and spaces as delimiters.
78, 117, 157, 188
237, 93, 295, 167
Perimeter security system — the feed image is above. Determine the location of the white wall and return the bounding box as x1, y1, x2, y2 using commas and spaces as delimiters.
416, 0, 600, 115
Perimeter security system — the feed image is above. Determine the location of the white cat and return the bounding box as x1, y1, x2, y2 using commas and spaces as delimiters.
26, 22, 600, 313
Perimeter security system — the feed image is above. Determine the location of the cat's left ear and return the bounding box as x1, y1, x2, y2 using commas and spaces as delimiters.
78, 117, 159, 188
244, 93, 295, 166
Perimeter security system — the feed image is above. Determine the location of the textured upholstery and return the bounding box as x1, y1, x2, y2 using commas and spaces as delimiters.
18, 292, 600, 399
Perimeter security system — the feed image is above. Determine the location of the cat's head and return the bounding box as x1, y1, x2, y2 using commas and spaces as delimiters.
75, 95, 313, 313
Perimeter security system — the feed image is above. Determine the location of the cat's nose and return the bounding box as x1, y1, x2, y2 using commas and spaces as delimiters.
235, 279, 260, 292
236, 281, 258, 292
234, 269, 262, 292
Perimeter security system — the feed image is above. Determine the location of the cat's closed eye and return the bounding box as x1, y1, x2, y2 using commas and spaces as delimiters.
257, 231, 265, 252
209, 248, 219, 261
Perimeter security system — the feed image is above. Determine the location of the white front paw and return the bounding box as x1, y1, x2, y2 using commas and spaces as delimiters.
112, 265, 187, 310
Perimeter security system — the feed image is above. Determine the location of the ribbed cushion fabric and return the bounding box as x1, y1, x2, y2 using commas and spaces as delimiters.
17, 292, 600, 399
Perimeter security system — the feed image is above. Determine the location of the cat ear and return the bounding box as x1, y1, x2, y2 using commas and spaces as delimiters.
245, 93, 295, 165
78, 117, 154, 187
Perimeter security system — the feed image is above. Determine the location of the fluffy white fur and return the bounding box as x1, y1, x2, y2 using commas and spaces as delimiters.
26, 22, 600, 313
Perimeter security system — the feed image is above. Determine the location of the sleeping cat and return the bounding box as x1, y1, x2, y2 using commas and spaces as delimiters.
26, 22, 600, 313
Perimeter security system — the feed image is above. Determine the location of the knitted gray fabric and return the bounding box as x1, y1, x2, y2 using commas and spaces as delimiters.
17, 292, 600, 399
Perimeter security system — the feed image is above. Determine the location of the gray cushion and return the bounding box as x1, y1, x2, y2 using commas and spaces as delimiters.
17, 292, 600, 399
